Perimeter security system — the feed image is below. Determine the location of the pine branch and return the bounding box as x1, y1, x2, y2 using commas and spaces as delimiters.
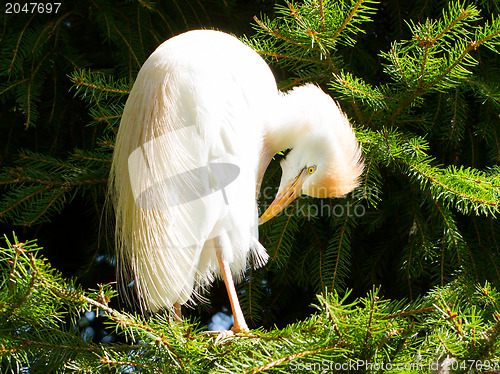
69, 69, 132, 100
359, 127, 500, 216
2, 234, 500, 372
0, 150, 108, 225
330, 71, 388, 109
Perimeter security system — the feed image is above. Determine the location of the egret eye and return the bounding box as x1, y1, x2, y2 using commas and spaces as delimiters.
307, 166, 316, 175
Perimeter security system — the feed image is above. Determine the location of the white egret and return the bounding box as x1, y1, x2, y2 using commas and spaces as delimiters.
109, 29, 363, 334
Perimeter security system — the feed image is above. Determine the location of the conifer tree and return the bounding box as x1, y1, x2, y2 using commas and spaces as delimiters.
1, 0, 500, 372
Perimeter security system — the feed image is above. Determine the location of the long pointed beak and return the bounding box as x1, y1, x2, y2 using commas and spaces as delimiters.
259, 168, 308, 224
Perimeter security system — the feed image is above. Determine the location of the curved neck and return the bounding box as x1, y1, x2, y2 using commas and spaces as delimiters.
265, 100, 312, 153
256, 94, 312, 194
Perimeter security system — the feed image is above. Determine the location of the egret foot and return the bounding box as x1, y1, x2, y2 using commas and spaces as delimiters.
214, 329, 233, 344
214, 325, 249, 344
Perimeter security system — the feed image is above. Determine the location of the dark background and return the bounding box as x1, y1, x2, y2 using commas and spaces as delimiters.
2, 0, 499, 342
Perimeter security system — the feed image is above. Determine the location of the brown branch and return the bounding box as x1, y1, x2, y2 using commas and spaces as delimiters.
92, 114, 122, 124
0, 78, 29, 96
73, 153, 112, 163
71, 76, 130, 95
18, 153, 79, 169
8, 14, 36, 73
433, 7, 474, 43
332, 0, 363, 40
8, 242, 26, 292
0, 186, 50, 218
383, 306, 436, 320
253, 16, 304, 48
3, 174, 107, 187
26, 188, 66, 226
3, 336, 99, 354
319, 0, 325, 31
445, 307, 463, 336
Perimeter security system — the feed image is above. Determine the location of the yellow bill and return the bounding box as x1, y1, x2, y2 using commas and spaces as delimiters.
259, 168, 308, 224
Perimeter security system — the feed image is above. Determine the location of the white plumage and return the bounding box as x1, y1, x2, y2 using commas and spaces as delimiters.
109, 30, 363, 332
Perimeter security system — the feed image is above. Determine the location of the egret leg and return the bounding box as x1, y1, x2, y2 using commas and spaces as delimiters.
215, 249, 249, 334
173, 302, 182, 322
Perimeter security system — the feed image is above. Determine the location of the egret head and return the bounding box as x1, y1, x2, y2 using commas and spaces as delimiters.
259, 86, 363, 224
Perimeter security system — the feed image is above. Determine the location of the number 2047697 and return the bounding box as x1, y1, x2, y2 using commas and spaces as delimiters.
5, 3, 61, 14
